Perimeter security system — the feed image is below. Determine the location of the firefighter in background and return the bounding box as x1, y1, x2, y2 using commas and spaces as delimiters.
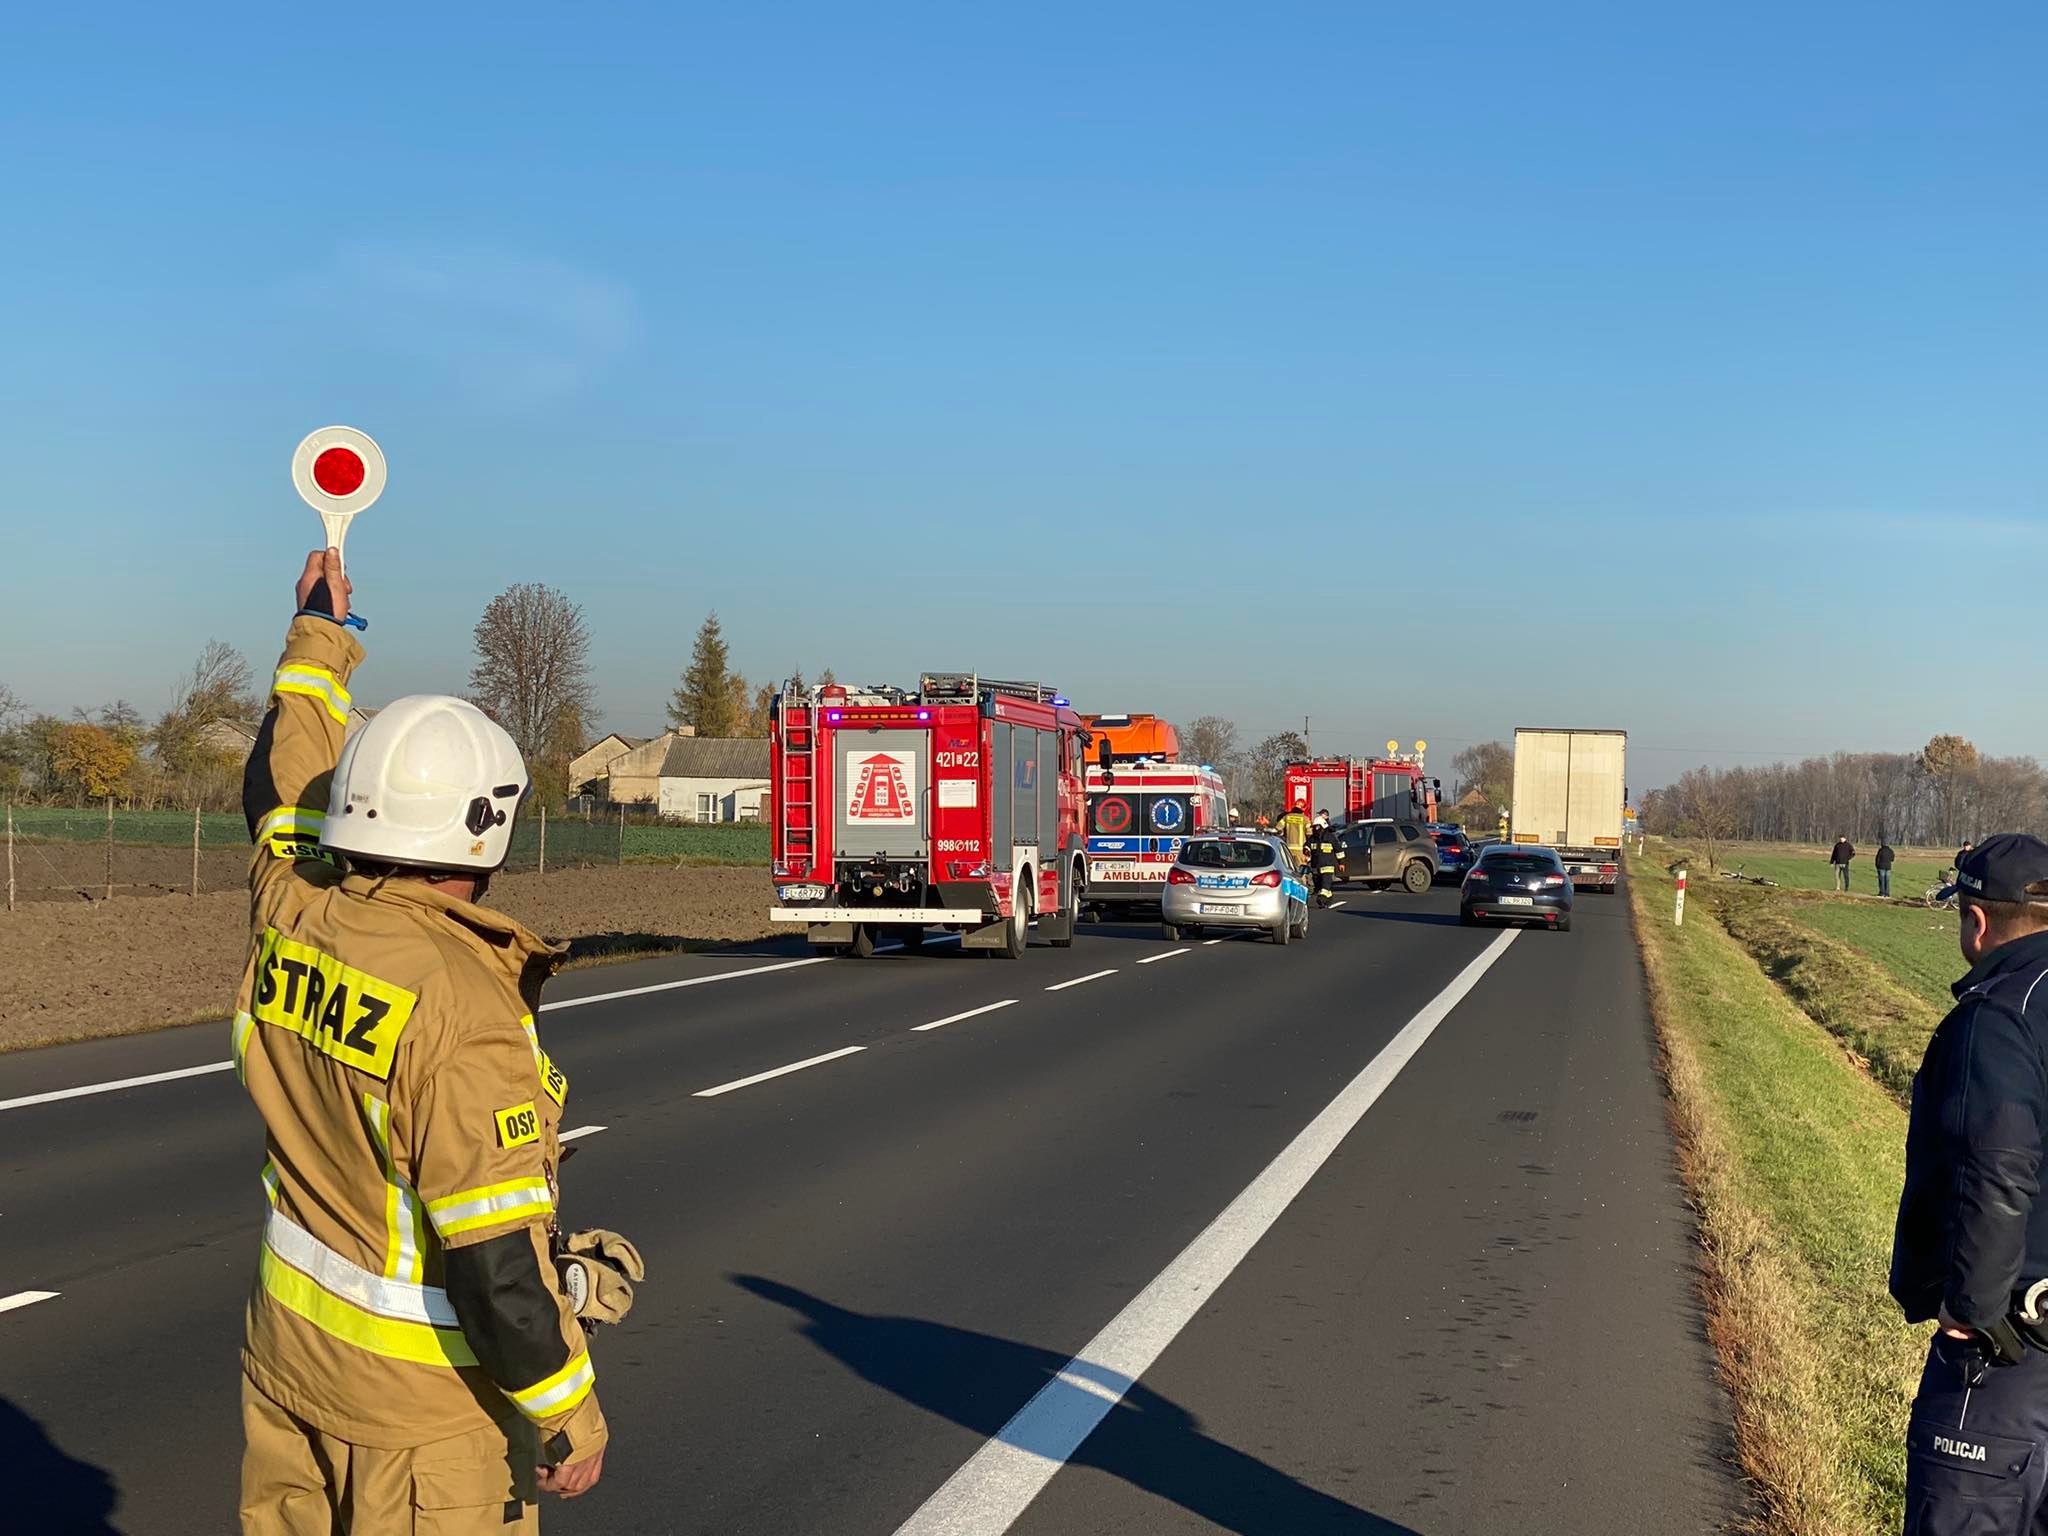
236, 550, 641, 1534
1310, 809, 1340, 906
1277, 803, 1311, 869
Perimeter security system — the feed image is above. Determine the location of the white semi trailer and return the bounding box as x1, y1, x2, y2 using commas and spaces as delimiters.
1511, 728, 1627, 892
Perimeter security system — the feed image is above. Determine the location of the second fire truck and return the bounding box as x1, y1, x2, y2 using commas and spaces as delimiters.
1284, 747, 1441, 824
768, 673, 1090, 957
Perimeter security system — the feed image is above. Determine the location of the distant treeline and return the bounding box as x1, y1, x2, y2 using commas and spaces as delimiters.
1640, 735, 2045, 848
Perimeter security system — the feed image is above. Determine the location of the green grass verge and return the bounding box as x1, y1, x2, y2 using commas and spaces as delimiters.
9, 806, 250, 846
1782, 896, 1961, 1017
1631, 852, 1923, 1535
1694, 843, 1953, 898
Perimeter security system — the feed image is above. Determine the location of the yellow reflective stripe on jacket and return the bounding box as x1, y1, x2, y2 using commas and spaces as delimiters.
272, 665, 352, 725
259, 1208, 476, 1369
255, 804, 327, 844
425, 1179, 554, 1239
519, 1014, 569, 1108
260, 1159, 280, 1206
508, 1350, 595, 1421
360, 1095, 428, 1284
232, 1011, 257, 1085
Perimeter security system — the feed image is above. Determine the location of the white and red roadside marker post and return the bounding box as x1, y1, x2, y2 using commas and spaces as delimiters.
290, 426, 386, 570
1675, 867, 1687, 927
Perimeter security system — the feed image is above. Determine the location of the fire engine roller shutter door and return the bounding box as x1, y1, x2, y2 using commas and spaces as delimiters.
1312, 777, 1347, 824
837, 730, 929, 860
1015, 727, 1039, 847
991, 725, 1013, 854
1037, 731, 1056, 856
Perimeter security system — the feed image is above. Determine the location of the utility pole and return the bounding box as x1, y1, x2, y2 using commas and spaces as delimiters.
1303, 715, 1311, 757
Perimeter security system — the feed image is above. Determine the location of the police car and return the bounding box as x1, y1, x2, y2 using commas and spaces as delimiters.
1160, 833, 1311, 945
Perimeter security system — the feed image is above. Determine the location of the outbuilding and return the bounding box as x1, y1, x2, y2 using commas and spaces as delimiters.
650, 737, 771, 823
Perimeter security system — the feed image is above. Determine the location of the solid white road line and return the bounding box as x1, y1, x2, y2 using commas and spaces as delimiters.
892, 927, 1522, 1536
1135, 948, 1190, 965
0, 1291, 60, 1315
559, 1125, 607, 1142
1329, 900, 1348, 909
0, 1061, 235, 1114
693, 1045, 867, 1099
1043, 970, 1118, 993
914, 1000, 1019, 1033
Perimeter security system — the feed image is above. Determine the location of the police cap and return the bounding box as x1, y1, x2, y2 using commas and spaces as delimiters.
1940, 833, 2048, 905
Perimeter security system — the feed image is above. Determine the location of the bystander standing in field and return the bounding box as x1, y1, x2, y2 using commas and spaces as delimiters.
1829, 835, 1855, 893
1889, 834, 2048, 1527
1875, 840, 1895, 898
1958, 840, 1976, 876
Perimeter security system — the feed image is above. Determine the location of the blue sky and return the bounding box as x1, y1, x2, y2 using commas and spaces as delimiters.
2, 2, 2042, 790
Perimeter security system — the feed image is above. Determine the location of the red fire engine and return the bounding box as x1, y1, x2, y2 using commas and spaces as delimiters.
1284, 752, 1440, 824
768, 672, 1090, 958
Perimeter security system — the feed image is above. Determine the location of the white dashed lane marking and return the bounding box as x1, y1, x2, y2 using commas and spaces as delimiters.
914, 1000, 1019, 1033
693, 1046, 867, 1099
1044, 970, 1118, 993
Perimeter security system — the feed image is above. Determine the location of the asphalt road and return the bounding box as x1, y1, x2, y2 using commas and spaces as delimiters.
2, 876, 1739, 1535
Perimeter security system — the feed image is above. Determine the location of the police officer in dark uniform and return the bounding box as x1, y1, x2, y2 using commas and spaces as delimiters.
1310, 810, 1339, 907
1891, 834, 2048, 1531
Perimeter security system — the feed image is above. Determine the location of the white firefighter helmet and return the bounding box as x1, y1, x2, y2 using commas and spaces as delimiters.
322, 695, 529, 872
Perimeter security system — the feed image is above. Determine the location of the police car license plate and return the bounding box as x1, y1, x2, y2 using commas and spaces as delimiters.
1500, 895, 1534, 906
1198, 902, 1238, 914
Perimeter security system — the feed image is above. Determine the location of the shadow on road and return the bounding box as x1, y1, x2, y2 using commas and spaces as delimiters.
736, 1276, 1421, 1535
2, 1398, 121, 1534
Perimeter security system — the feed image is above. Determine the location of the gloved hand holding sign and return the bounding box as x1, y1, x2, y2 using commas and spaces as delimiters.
558, 1230, 645, 1327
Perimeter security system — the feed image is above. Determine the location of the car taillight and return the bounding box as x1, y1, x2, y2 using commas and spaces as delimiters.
1167, 867, 1196, 886
1466, 869, 1489, 882
1600, 864, 1617, 875
1251, 870, 1282, 888
1543, 874, 1566, 887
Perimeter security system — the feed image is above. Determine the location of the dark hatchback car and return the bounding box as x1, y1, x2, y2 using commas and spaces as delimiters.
1428, 824, 1475, 881
1461, 845, 1575, 931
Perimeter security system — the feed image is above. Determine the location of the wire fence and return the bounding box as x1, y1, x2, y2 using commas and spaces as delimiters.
3, 802, 770, 907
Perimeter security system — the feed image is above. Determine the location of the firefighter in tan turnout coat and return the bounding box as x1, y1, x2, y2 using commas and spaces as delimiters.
234, 550, 637, 1533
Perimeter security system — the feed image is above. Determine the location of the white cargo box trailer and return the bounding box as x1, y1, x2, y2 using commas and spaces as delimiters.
1511, 728, 1627, 891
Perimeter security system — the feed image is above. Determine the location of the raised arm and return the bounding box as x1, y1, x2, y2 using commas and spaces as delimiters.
243, 549, 363, 924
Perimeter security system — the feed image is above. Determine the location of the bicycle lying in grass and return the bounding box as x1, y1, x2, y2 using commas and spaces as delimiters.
1923, 870, 1958, 911
1719, 864, 1779, 887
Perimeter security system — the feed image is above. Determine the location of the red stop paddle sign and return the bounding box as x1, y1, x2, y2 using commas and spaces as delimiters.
291, 426, 386, 570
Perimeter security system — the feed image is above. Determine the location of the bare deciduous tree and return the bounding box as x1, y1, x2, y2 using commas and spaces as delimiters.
469, 584, 597, 799
1637, 741, 2043, 849
1183, 715, 1239, 769
1452, 740, 1513, 805
1671, 767, 1740, 872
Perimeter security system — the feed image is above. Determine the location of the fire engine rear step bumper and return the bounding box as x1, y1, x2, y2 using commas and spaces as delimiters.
771, 907, 964, 925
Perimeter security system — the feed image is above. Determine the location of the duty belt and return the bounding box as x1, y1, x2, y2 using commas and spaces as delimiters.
2016, 1280, 2048, 1352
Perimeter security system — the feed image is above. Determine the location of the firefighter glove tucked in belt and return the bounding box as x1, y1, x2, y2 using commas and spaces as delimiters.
558, 1229, 644, 1326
